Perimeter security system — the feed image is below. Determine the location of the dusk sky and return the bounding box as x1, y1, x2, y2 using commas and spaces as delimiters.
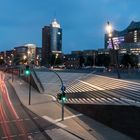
1, 0, 140, 53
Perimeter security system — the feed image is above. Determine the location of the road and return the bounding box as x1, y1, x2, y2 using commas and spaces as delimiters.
0, 74, 51, 140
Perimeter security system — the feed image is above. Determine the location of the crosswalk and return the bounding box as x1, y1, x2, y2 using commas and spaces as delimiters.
65, 75, 140, 106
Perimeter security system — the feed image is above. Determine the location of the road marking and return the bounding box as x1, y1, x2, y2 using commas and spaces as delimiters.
1, 136, 8, 139
28, 135, 33, 140
34, 131, 40, 134
42, 116, 67, 128
78, 80, 104, 90
121, 98, 136, 103
1, 133, 36, 139
10, 135, 17, 138
0, 117, 35, 124
55, 113, 83, 122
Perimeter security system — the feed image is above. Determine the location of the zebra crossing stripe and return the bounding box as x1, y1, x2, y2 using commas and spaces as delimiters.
78, 80, 104, 91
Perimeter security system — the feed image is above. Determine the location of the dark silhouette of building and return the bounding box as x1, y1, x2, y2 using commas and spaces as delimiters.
42, 26, 51, 66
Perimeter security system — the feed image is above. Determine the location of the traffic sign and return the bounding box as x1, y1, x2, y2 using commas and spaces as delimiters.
61, 85, 66, 91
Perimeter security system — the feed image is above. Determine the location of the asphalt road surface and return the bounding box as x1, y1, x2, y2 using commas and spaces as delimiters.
0, 76, 52, 140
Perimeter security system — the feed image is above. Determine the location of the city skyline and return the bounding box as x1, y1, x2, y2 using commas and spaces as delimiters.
1, 0, 140, 53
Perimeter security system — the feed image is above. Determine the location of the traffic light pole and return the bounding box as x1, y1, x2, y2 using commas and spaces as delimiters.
12, 67, 14, 82
110, 37, 121, 79
49, 69, 65, 121
61, 89, 65, 121
28, 72, 31, 105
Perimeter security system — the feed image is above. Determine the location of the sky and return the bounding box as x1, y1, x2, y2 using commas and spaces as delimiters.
1, 0, 140, 53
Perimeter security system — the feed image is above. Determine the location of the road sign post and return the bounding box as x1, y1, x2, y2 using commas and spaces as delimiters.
61, 85, 66, 121
24, 65, 31, 105
48, 69, 66, 121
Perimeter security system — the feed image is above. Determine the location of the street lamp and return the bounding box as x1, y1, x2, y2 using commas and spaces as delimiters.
11, 55, 27, 82
49, 68, 66, 121
106, 21, 121, 79
23, 55, 27, 60
54, 53, 59, 67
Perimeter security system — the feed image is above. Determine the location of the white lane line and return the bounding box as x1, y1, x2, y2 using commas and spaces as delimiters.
74, 98, 81, 103
0, 117, 35, 124
78, 98, 87, 103
71, 98, 78, 103
55, 114, 83, 122
42, 116, 67, 128
91, 98, 98, 103
78, 80, 105, 90
121, 98, 136, 103
10, 135, 18, 138
28, 135, 34, 140
1, 136, 8, 139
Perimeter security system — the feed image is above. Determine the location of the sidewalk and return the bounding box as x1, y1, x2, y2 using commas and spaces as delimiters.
9, 76, 134, 140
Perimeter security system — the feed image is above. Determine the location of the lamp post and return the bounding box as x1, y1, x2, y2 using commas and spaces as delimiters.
49, 68, 66, 121
54, 53, 59, 67
11, 55, 27, 82
24, 53, 32, 105
106, 21, 121, 79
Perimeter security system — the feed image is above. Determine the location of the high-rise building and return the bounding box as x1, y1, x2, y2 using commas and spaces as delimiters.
42, 19, 62, 66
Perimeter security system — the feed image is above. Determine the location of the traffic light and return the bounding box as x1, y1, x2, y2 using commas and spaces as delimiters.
61, 92, 66, 101
57, 92, 66, 101
57, 93, 62, 100
25, 65, 30, 76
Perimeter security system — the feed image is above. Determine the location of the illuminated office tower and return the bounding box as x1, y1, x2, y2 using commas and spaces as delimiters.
42, 19, 62, 65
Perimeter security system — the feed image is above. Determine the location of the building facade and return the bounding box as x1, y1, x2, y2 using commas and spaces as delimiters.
0, 50, 13, 66
42, 19, 62, 66
64, 50, 98, 69
14, 44, 36, 65
105, 21, 140, 67
35, 47, 42, 66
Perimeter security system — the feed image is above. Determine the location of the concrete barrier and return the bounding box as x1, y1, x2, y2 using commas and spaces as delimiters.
66, 104, 140, 139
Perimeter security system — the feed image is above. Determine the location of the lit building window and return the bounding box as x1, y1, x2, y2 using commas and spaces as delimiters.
134, 30, 137, 42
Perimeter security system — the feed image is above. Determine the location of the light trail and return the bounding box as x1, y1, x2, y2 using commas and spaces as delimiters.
0, 73, 28, 140
0, 104, 12, 140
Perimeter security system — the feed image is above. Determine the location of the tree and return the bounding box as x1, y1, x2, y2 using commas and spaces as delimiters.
79, 56, 85, 67
55, 57, 62, 65
121, 54, 138, 68
0, 59, 4, 65
131, 54, 138, 67
85, 56, 93, 66
96, 54, 111, 67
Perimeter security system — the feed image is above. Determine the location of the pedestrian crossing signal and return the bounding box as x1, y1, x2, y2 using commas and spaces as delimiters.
62, 92, 66, 101
57, 92, 66, 101
57, 93, 62, 100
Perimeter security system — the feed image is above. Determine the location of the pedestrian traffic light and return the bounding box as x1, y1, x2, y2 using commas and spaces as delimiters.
25, 65, 30, 76
57, 93, 62, 100
57, 92, 66, 102
61, 92, 66, 101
